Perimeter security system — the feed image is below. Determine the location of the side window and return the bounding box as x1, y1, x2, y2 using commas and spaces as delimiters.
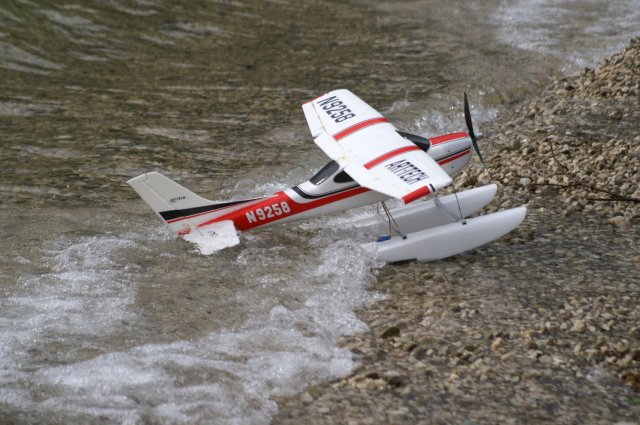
333, 171, 354, 184
397, 131, 431, 151
310, 160, 340, 185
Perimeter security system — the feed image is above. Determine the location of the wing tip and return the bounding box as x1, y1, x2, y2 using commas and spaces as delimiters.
402, 186, 432, 204
302, 93, 326, 106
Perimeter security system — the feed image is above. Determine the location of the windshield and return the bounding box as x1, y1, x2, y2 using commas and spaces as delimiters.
397, 131, 430, 151
333, 170, 354, 183
309, 160, 339, 185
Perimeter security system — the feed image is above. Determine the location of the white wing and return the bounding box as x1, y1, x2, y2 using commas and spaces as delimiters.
302, 89, 452, 203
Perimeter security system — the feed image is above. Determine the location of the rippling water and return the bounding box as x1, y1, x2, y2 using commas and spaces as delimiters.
1, 0, 639, 423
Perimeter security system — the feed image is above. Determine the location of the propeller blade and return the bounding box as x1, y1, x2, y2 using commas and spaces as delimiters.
464, 92, 485, 166
463, 92, 475, 139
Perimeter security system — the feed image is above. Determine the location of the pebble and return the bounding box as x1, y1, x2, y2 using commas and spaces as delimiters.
491, 337, 504, 351
539, 354, 553, 364
608, 216, 632, 228
379, 326, 400, 339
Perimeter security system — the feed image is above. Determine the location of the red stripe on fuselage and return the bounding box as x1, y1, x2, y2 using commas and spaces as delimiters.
165, 200, 263, 224
438, 148, 471, 165
364, 146, 421, 169
200, 186, 370, 231
167, 209, 215, 224
333, 117, 388, 141
429, 131, 468, 146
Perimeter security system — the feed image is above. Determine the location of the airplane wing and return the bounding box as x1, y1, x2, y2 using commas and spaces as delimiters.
302, 89, 452, 203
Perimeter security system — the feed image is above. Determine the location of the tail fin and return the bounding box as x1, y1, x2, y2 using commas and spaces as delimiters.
127, 172, 261, 233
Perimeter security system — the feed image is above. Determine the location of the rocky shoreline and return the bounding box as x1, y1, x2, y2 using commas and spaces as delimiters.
469, 37, 639, 227
272, 39, 640, 424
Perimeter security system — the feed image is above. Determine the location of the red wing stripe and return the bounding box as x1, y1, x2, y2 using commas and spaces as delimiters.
429, 131, 468, 146
437, 148, 471, 165
333, 117, 389, 141
402, 186, 431, 204
364, 146, 421, 169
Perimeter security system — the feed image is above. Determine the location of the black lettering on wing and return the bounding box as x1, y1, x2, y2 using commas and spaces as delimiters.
318, 96, 338, 107
385, 160, 429, 184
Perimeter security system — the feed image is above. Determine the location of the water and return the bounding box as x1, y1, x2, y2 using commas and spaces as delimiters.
1, 0, 639, 423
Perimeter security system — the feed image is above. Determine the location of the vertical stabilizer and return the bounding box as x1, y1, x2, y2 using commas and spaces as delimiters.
128, 172, 217, 232
128, 172, 263, 234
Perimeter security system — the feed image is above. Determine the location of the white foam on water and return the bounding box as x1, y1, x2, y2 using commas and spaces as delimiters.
0, 205, 383, 424
382, 92, 497, 140
2, 235, 136, 342
492, 0, 640, 72
0, 229, 174, 413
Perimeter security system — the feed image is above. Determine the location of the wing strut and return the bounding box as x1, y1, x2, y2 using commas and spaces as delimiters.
380, 201, 406, 239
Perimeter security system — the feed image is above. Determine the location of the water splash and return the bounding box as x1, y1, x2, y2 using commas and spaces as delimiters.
0, 224, 381, 424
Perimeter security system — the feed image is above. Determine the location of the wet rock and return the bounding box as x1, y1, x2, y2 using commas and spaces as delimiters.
379, 326, 400, 339
608, 216, 632, 228
478, 171, 492, 186
382, 371, 409, 387
501, 351, 516, 362
538, 354, 552, 364
609, 110, 623, 120
491, 337, 504, 351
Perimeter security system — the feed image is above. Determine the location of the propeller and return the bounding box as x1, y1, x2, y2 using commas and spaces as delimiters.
463, 92, 485, 166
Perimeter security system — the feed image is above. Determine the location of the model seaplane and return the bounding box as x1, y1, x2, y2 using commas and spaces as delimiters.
128, 89, 526, 261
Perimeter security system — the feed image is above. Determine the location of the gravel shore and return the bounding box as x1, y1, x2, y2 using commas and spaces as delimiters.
272, 39, 640, 424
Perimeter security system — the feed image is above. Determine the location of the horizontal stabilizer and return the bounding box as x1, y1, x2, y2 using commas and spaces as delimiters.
183, 220, 239, 255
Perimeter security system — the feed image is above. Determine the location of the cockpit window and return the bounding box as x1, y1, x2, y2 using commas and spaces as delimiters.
397, 131, 431, 151
310, 160, 340, 185
333, 170, 354, 183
